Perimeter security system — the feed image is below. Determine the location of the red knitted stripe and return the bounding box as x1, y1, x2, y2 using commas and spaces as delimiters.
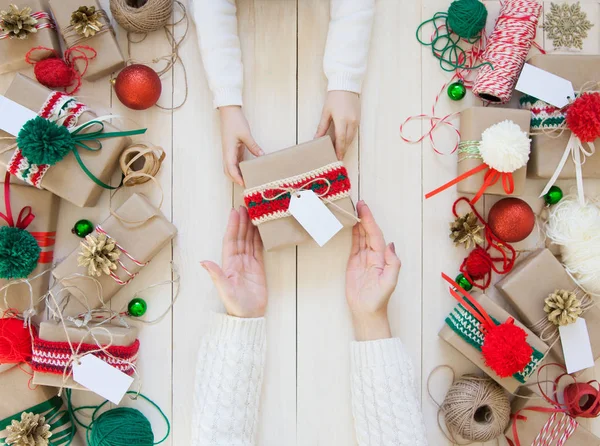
39, 92, 63, 118
244, 165, 351, 222
7, 150, 24, 176
29, 165, 48, 187
530, 105, 558, 115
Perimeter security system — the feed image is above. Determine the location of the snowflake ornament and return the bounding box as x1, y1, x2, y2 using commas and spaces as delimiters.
543, 2, 593, 50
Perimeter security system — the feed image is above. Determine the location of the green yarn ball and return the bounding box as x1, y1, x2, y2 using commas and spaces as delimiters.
88, 407, 154, 446
17, 116, 73, 166
447, 0, 488, 39
0, 226, 40, 279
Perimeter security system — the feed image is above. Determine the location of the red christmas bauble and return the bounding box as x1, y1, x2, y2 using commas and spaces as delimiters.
481, 319, 532, 378
113, 64, 161, 110
488, 198, 535, 243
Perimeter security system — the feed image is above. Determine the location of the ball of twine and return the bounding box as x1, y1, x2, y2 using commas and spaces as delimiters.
441, 374, 511, 442
119, 143, 165, 186
110, 0, 173, 33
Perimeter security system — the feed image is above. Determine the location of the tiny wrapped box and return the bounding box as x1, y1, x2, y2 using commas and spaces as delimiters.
239, 136, 356, 251
0, 0, 60, 74
32, 321, 139, 390
0, 74, 135, 207
521, 55, 600, 179
439, 293, 548, 394
49, 0, 125, 81
52, 193, 177, 317
496, 248, 600, 364
0, 179, 59, 314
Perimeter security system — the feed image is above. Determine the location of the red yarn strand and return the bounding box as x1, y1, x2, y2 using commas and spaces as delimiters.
0, 317, 36, 364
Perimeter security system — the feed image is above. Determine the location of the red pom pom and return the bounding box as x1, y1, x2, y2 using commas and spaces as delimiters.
465, 247, 492, 279
566, 92, 600, 143
0, 318, 35, 364
33, 57, 76, 89
481, 319, 532, 378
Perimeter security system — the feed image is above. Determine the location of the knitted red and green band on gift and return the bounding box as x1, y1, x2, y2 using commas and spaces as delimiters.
8, 91, 146, 189
243, 162, 351, 225
31, 338, 140, 376
520, 94, 566, 129
0, 395, 75, 446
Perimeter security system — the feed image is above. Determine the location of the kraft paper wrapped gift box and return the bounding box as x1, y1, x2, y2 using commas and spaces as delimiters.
52, 193, 177, 317
506, 395, 600, 445
49, 0, 125, 81
523, 55, 600, 179
496, 248, 600, 365
439, 293, 549, 394
0, 363, 58, 418
0, 180, 60, 314
0, 0, 60, 74
0, 74, 132, 207
32, 321, 139, 390
457, 107, 530, 197
239, 136, 356, 251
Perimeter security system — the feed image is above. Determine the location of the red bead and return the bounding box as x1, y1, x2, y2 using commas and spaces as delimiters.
488, 198, 535, 243
113, 64, 162, 110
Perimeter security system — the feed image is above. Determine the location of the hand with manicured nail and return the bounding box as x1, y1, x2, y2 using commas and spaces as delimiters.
201, 207, 267, 318
315, 91, 360, 160
346, 201, 401, 341
219, 106, 264, 186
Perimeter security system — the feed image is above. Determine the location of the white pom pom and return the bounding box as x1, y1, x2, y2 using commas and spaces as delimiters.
479, 120, 531, 173
547, 195, 600, 295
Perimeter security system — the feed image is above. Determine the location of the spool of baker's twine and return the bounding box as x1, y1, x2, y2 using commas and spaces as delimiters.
428, 366, 511, 444
119, 142, 165, 186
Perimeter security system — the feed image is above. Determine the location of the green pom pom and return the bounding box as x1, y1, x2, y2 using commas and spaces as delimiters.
0, 226, 40, 279
17, 116, 73, 166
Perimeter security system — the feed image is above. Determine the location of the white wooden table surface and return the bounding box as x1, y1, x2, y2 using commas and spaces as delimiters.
2, 0, 600, 444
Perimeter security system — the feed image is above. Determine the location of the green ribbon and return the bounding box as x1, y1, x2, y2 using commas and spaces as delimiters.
0, 395, 75, 446
68, 120, 147, 190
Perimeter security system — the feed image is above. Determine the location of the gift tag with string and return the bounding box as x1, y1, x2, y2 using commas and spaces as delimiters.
288, 190, 343, 247
0, 96, 37, 136
72, 354, 134, 404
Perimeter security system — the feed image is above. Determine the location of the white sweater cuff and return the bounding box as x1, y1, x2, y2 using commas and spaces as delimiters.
209, 313, 266, 345
213, 87, 243, 109
327, 72, 362, 94
350, 338, 404, 367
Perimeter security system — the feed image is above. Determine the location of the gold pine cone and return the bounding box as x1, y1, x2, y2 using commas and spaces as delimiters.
449, 212, 484, 249
544, 289, 583, 326
0, 4, 38, 39
77, 233, 121, 277
5, 412, 52, 446
70, 5, 103, 38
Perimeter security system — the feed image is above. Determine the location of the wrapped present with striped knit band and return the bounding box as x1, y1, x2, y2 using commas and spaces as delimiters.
31, 321, 139, 392
240, 136, 356, 251
0, 0, 59, 74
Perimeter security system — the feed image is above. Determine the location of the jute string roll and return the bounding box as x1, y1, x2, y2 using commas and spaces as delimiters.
110, 0, 173, 33
119, 143, 165, 186
428, 366, 510, 444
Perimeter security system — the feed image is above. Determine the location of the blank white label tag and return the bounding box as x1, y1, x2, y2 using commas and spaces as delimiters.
516, 64, 575, 108
288, 190, 343, 247
559, 318, 595, 374
0, 96, 37, 136
72, 354, 134, 404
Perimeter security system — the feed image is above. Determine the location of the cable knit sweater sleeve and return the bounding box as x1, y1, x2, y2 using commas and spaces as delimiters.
192, 313, 266, 446
351, 338, 429, 446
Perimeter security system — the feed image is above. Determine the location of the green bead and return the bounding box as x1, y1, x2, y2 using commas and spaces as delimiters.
544, 185, 563, 205
127, 297, 147, 317
72, 219, 94, 238
447, 81, 467, 101
455, 273, 473, 291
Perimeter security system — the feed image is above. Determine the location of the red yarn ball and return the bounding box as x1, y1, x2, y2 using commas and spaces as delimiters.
465, 247, 492, 279
33, 57, 76, 89
481, 319, 533, 378
113, 64, 162, 110
566, 92, 600, 143
488, 198, 535, 243
0, 318, 35, 364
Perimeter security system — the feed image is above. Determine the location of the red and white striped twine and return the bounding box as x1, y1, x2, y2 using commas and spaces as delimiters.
532, 412, 577, 446
95, 226, 148, 286
0, 11, 55, 40
472, 0, 542, 104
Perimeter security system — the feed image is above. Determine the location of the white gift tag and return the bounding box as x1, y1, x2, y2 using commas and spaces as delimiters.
288, 190, 343, 247
0, 96, 37, 136
559, 318, 595, 374
72, 354, 134, 404
516, 64, 575, 108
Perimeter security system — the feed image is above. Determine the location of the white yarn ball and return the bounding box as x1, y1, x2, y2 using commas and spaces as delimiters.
479, 120, 531, 173
547, 196, 600, 295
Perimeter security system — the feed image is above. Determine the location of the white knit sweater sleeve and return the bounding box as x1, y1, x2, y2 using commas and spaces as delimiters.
350, 338, 429, 446
190, 0, 244, 108
324, 0, 375, 93
192, 313, 266, 446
